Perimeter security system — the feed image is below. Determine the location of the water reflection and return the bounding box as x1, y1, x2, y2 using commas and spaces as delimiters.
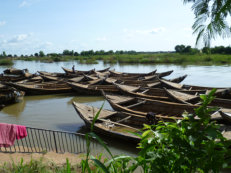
2, 99, 26, 117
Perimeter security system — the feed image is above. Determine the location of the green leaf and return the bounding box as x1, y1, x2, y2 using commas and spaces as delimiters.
91, 159, 110, 173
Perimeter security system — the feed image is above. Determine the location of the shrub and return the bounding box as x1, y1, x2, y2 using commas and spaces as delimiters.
0, 59, 13, 66
82, 89, 231, 172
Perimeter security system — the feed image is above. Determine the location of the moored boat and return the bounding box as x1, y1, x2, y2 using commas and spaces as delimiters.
6, 82, 73, 95
72, 102, 143, 143
102, 91, 199, 116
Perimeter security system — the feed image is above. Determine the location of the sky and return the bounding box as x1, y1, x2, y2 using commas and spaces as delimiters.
0, 0, 230, 55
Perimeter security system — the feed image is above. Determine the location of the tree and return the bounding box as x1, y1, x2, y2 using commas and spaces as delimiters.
39, 51, 45, 57
34, 53, 39, 57
202, 47, 211, 54
184, 0, 231, 47
175, 45, 186, 53
2, 51, 6, 57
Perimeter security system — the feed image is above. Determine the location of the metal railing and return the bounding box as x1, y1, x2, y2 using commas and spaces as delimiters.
0, 126, 99, 154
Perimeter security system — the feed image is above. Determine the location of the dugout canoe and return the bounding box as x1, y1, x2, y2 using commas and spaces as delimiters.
72, 102, 186, 143
109, 69, 157, 77
3, 68, 28, 75
72, 102, 143, 143
68, 82, 119, 95
164, 88, 231, 109
102, 91, 199, 116
121, 74, 187, 87
62, 67, 110, 75
102, 91, 226, 123
0, 85, 25, 106
115, 83, 170, 101
158, 79, 231, 99
7, 82, 73, 95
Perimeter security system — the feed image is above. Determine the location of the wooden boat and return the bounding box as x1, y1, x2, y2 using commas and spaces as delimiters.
109, 69, 157, 77
158, 79, 231, 99
6, 82, 73, 95
102, 91, 199, 116
156, 70, 174, 78
0, 84, 25, 106
62, 67, 110, 75
72, 102, 142, 143
164, 88, 231, 108
0, 74, 27, 82
38, 71, 67, 77
219, 109, 231, 123
72, 102, 186, 143
120, 75, 187, 87
109, 69, 173, 78
40, 74, 85, 83
115, 84, 170, 101
68, 82, 119, 95
102, 91, 227, 124
3, 68, 28, 75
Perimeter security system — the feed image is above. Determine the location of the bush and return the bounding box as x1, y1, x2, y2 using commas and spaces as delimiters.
82, 89, 231, 172
0, 59, 13, 66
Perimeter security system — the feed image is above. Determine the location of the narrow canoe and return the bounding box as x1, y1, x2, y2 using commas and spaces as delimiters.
3, 68, 28, 75
72, 102, 143, 143
68, 82, 119, 95
164, 88, 231, 108
7, 82, 73, 95
0, 85, 25, 106
102, 91, 199, 116
109, 69, 157, 77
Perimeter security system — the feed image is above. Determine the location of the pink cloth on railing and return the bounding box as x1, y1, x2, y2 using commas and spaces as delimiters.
0, 123, 27, 147
16, 125, 27, 139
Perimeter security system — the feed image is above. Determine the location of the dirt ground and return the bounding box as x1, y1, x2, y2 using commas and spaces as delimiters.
0, 152, 84, 166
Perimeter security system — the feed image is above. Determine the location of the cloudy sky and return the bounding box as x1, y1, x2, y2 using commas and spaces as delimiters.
0, 0, 230, 55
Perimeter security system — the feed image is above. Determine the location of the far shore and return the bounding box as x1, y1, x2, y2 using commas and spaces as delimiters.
1, 53, 231, 66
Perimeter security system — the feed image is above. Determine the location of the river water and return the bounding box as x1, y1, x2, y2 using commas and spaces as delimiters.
0, 60, 231, 155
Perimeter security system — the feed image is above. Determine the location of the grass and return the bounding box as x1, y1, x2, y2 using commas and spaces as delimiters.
0, 59, 14, 66
0, 158, 81, 173
15, 53, 231, 65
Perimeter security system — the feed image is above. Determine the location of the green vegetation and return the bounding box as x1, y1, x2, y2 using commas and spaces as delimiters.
80, 89, 231, 172
0, 158, 81, 173
0, 59, 13, 66
13, 53, 231, 65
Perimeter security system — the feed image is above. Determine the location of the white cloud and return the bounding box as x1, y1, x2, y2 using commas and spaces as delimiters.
123, 27, 166, 39
19, 0, 39, 8
96, 36, 107, 41
0, 21, 6, 26
6, 33, 33, 44
19, 1, 29, 8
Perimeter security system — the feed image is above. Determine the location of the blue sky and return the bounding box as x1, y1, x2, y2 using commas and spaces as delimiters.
0, 0, 230, 55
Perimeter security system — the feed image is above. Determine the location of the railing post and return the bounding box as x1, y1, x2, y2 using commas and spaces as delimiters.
53, 131, 58, 153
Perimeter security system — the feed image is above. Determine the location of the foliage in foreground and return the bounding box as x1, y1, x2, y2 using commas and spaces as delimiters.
82, 89, 231, 172
0, 158, 80, 173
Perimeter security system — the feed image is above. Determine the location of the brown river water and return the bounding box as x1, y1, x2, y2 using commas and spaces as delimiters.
0, 60, 231, 155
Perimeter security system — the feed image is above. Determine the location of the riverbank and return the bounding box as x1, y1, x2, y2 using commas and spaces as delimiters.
0, 152, 83, 172
15, 53, 231, 65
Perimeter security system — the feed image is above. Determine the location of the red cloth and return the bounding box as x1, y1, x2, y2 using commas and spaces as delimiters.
0, 123, 17, 147
0, 123, 27, 147
16, 125, 27, 139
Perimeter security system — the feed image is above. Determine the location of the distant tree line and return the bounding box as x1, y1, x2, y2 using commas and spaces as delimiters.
202, 46, 231, 54
1, 46, 231, 58
174, 45, 200, 54
175, 45, 231, 55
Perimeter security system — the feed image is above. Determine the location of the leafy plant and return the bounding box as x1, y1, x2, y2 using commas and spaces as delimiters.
81, 89, 231, 172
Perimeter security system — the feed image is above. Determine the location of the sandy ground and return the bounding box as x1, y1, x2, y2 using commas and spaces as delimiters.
0, 152, 85, 166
